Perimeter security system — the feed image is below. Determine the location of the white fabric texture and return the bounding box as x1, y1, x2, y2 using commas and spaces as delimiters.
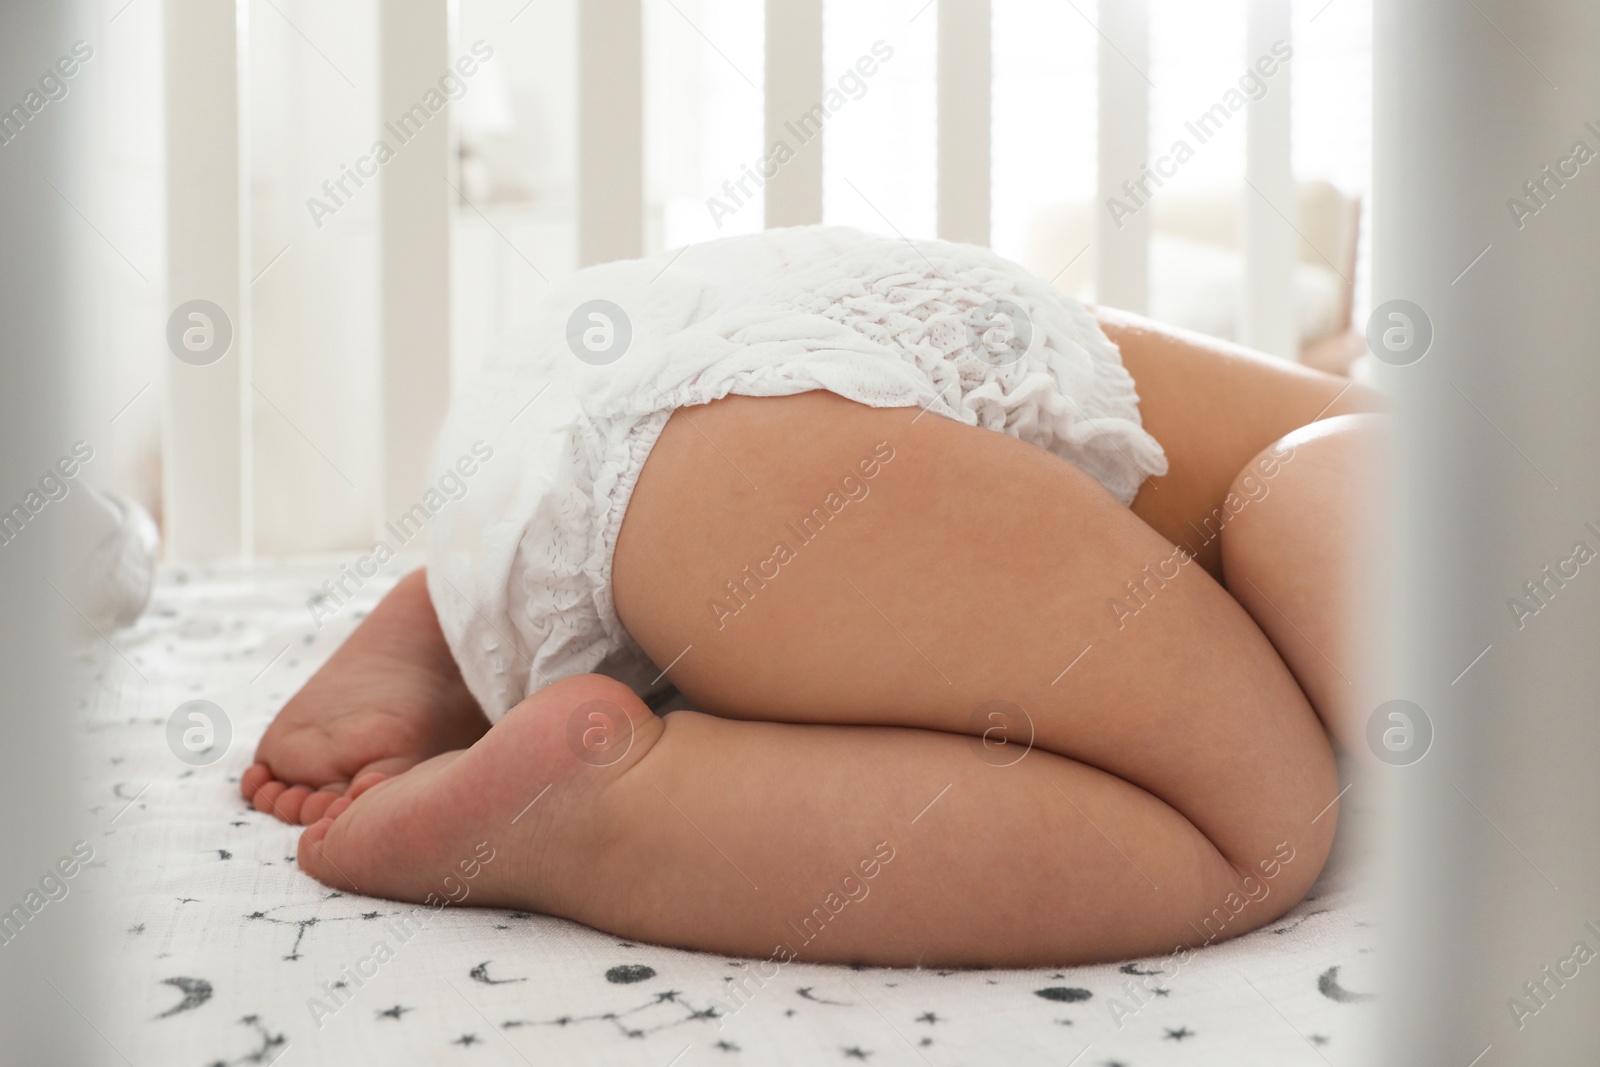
81, 561, 1378, 1065
427, 225, 1169, 723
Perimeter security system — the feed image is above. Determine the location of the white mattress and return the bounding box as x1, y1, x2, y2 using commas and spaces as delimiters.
80, 557, 1381, 1065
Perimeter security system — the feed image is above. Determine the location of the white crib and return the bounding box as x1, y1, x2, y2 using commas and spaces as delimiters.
161, 0, 1303, 562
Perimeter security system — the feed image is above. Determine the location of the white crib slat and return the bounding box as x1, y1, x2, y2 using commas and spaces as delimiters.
380, 0, 454, 522
1242, 0, 1296, 358
163, 0, 249, 561
578, 0, 643, 263
764, 0, 824, 227
1095, 0, 1149, 313
937, 0, 991, 246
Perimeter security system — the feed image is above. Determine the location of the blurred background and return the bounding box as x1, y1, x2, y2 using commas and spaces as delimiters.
80, 0, 1371, 558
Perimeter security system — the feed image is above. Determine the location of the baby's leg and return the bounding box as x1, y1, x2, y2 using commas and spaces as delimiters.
301, 390, 1338, 965
241, 569, 490, 823
299, 674, 1293, 966
1095, 305, 1383, 579
1220, 414, 1386, 757
614, 391, 1338, 883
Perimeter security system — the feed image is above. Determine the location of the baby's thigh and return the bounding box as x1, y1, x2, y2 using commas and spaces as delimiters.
613, 390, 1338, 883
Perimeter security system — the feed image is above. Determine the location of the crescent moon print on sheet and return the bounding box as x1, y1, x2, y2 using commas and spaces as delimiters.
470, 960, 528, 985
156, 976, 212, 1018
1033, 987, 1093, 1003
795, 987, 852, 1006
605, 964, 656, 984
1317, 965, 1377, 1003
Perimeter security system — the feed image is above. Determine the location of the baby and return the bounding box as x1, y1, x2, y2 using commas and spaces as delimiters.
244, 227, 1381, 967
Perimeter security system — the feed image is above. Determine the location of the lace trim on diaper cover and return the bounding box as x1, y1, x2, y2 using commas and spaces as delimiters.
751, 236, 1166, 503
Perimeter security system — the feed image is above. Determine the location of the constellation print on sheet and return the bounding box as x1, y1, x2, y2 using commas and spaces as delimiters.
242, 893, 395, 961
205, 1014, 287, 1067
500, 988, 726, 1040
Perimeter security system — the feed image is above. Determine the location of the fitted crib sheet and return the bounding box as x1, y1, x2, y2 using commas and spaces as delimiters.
70, 557, 1381, 1065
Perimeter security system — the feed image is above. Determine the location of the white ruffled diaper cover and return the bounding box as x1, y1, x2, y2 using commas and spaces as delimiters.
427, 225, 1167, 721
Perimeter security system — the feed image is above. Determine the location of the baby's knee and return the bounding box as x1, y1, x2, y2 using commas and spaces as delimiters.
1193, 698, 1341, 932
1221, 415, 1386, 560
1242, 413, 1384, 494
1192, 830, 1331, 946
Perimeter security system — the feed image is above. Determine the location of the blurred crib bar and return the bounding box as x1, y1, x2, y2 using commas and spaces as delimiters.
1242, 0, 1296, 357
937, 0, 991, 246
578, 0, 644, 264
1095, 0, 1150, 314
764, 0, 824, 228
379, 0, 455, 525
163, 0, 250, 559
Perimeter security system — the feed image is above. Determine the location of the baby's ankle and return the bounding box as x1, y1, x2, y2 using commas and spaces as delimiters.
478, 676, 667, 910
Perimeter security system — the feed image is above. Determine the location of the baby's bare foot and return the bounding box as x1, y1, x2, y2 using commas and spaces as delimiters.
241, 569, 491, 824
296, 674, 662, 915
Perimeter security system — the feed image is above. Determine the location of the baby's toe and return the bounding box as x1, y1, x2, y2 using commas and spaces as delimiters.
252, 780, 288, 814
298, 819, 359, 891
272, 785, 313, 823
299, 786, 345, 824
348, 771, 389, 799
301, 817, 334, 848
240, 763, 273, 800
